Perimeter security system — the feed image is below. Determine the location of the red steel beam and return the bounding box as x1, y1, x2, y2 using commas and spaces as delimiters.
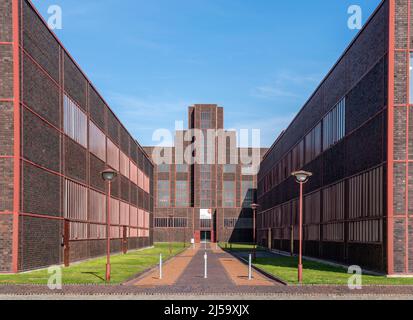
11, 0, 21, 274
387, 0, 395, 275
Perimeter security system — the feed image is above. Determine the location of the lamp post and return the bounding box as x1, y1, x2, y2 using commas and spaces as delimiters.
291, 170, 312, 284
168, 214, 173, 255
101, 168, 118, 282
251, 203, 260, 261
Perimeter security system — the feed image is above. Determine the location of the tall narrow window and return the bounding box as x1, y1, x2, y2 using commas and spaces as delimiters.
157, 180, 170, 207
107, 139, 119, 171
64, 95, 87, 147
89, 121, 106, 161
175, 180, 188, 207
64, 179, 88, 221
410, 53, 413, 104
223, 181, 236, 208
322, 98, 346, 150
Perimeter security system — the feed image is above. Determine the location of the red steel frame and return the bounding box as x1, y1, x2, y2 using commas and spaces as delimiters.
11, 0, 21, 274
387, 0, 395, 275
6, 0, 153, 273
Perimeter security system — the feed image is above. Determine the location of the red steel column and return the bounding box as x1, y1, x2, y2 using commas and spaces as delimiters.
12, 0, 21, 274
106, 181, 111, 282
387, 0, 395, 275
298, 182, 303, 283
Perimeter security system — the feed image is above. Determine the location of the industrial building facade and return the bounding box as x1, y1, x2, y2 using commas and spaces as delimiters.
0, 0, 154, 273
257, 0, 413, 275
144, 105, 267, 244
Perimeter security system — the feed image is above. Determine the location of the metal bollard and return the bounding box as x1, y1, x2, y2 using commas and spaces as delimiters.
204, 252, 208, 279
248, 254, 252, 280
159, 253, 163, 280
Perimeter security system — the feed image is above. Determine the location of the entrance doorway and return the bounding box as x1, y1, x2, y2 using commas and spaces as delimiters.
200, 231, 211, 243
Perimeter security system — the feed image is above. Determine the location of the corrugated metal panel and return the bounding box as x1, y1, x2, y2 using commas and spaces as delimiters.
138, 209, 144, 228
130, 206, 138, 227
89, 121, 106, 161
107, 138, 119, 170
70, 222, 88, 240
89, 189, 106, 223
130, 162, 138, 185
90, 224, 106, 239
63, 95, 87, 147
138, 169, 144, 189
120, 151, 130, 178
120, 201, 130, 226
64, 179, 88, 221
110, 198, 120, 225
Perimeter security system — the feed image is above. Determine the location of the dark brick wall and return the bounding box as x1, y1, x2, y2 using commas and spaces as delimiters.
64, 53, 87, 111
0, 102, 13, 156
0, 158, 13, 212
257, 1, 389, 273
0, 45, 13, 99
22, 0, 59, 82
0, 0, 154, 272
22, 53, 60, 127
19, 216, 62, 271
23, 162, 62, 217
65, 137, 87, 183
391, 0, 413, 274
0, 215, 13, 272
0, 0, 12, 42
22, 108, 60, 172
88, 86, 106, 131
89, 153, 105, 192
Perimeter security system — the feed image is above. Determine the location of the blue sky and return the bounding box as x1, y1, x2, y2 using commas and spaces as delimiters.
32, 0, 381, 147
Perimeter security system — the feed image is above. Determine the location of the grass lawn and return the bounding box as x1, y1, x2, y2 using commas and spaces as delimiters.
0, 243, 187, 285
218, 243, 265, 251
254, 256, 413, 285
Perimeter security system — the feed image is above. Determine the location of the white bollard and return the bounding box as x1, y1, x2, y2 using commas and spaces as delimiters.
159, 253, 163, 280
204, 252, 208, 279
248, 254, 252, 280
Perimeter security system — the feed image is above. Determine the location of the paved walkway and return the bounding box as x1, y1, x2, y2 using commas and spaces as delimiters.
131, 243, 279, 291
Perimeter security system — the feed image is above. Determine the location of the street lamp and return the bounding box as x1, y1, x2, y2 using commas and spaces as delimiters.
168, 214, 173, 255
251, 203, 260, 261
291, 170, 312, 284
101, 168, 118, 282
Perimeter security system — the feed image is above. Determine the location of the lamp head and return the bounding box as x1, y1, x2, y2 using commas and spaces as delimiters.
292, 170, 313, 184
101, 169, 118, 182
251, 203, 260, 210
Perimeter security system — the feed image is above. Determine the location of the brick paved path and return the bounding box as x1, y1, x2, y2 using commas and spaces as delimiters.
131, 244, 279, 291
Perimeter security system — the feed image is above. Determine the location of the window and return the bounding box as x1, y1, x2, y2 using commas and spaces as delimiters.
200, 165, 213, 208
89, 121, 106, 161
323, 98, 346, 150
154, 217, 188, 228
130, 162, 138, 185
223, 164, 237, 173
410, 53, 413, 104
175, 181, 189, 207
223, 181, 236, 207
120, 151, 130, 178
89, 189, 106, 223
70, 222, 88, 240
176, 164, 188, 173
64, 95, 87, 147
157, 180, 170, 207
200, 111, 212, 129
64, 179, 88, 221
224, 218, 252, 229
158, 164, 170, 173
304, 123, 322, 164
107, 139, 119, 171
241, 180, 254, 208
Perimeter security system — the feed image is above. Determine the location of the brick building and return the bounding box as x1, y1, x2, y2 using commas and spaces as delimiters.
0, 0, 153, 273
257, 0, 413, 275
144, 105, 267, 244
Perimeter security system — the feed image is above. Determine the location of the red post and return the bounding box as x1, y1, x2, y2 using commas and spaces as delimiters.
106, 181, 111, 282
253, 208, 256, 260
298, 182, 303, 284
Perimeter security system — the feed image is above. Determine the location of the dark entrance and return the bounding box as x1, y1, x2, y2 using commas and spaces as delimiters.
200, 231, 211, 243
